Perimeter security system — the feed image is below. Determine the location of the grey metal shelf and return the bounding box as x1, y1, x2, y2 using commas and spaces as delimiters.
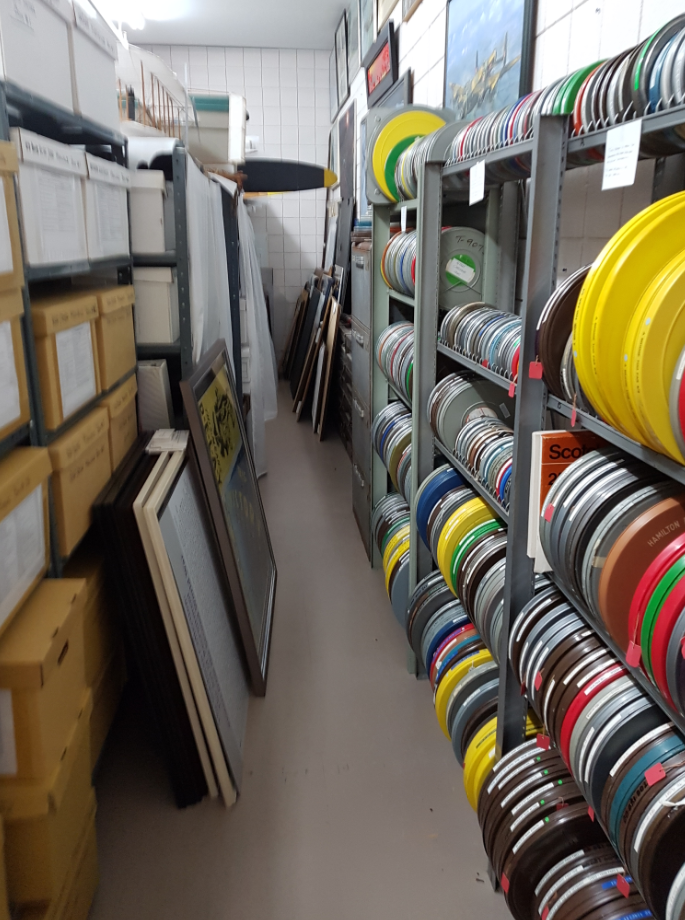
388, 289, 415, 308
437, 340, 514, 391
26, 256, 132, 283
390, 199, 418, 215
43, 369, 136, 446
387, 378, 411, 411
567, 104, 685, 160
548, 573, 685, 737
133, 252, 177, 268
136, 341, 181, 359
547, 394, 685, 486
0, 422, 30, 460
442, 137, 535, 183
434, 437, 510, 524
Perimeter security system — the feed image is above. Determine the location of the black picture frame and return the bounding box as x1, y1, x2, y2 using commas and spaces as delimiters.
363, 21, 399, 108
335, 12, 350, 109
180, 340, 277, 696
347, 0, 361, 81
329, 48, 339, 122
376, 68, 412, 108
360, 0, 376, 63
443, 0, 536, 121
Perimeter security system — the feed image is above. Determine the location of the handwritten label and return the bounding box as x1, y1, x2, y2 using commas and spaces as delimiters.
400, 206, 407, 233
602, 119, 642, 191
645, 763, 666, 787
470, 159, 485, 205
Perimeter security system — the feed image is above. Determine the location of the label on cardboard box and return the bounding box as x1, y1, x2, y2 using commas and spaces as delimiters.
93, 184, 128, 245
102, 374, 137, 419
32, 295, 98, 336
73, 0, 117, 57
0, 322, 20, 430
12, 130, 86, 177
0, 689, 17, 775
55, 323, 96, 419
49, 407, 109, 470
0, 485, 45, 631
39, 0, 73, 23
85, 154, 130, 188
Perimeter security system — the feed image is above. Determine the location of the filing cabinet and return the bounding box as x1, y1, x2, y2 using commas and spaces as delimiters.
350, 242, 373, 560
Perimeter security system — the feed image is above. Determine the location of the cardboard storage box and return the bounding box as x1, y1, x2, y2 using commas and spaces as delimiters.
64, 540, 119, 687
0, 819, 9, 920
48, 407, 111, 557
90, 646, 125, 771
31, 291, 101, 431
0, 448, 51, 637
84, 155, 130, 261
89, 285, 136, 390
137, 360, 173, 430
0, 692, 93, 904
0, 290, 30, 442
0, 0, 73, 113
129, 170, 175, 254
12, 129, 87, 267
0, 142, 24, 292
133, 267, 179, 344
68, 0, 119, 133
0, 580, 86, 782
100, 374, 137, 471
15, 794, 97, 920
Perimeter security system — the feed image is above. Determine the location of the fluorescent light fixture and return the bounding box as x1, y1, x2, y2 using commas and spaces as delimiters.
96, 0, 188, 29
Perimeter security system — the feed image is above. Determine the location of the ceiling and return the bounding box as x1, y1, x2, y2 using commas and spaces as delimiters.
129, 0, 347, 49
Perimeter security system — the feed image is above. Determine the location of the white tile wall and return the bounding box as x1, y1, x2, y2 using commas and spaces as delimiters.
144, 43, 330, 359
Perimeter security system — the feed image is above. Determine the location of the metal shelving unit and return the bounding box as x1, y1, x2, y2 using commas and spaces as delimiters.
437, 340, 514, 391
434, 438, 510, 524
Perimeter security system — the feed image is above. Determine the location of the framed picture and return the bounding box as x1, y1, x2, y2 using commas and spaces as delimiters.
338, 100, 356, 200
335, 12, 349, 108
377, 0, 395, 30
359, 116, 369, 217
402, 0, 423, 21
360, 0, 375, 63
180, 340, 277, 697
444, 0, 536, 121
364, 21, 399, 107
347, 0, 361, 81
329, 49, 339, 121
328, 120, 339, 188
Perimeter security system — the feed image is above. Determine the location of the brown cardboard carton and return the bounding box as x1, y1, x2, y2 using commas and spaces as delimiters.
88, 286, 136, 390
48, 407, 111, 557
31, 292, 101, 431
1, 691, 93, 904
0, 580, 86, 781
100, 374, 138, 471
90, 646, 126, 771
0, 290, 30, 441
0, 448, 51, 637
0, 142, 25, 293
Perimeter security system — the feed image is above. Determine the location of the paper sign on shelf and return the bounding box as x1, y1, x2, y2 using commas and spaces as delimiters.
602, 119, 642, 190
401, 206, 407, 232
470, 160, 485, 205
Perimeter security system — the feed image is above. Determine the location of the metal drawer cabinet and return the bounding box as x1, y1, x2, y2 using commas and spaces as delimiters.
351, 317, 371, 409
352, 456, 372, 560
351, 243, 372, 330
351, 390, 371, 482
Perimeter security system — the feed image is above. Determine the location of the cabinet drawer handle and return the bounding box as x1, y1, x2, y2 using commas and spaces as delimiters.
353, 331, 366, 346
353, 398, 365, 419
354, 256, 366, 268
353, 464, 366, 488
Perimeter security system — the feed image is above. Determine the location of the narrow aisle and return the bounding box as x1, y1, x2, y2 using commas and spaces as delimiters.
91, 384, 509, 920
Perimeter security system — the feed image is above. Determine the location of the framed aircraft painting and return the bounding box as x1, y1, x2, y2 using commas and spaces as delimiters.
443, 0, 536, 121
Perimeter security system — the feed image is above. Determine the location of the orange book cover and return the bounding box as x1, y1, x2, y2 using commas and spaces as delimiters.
539, 430, 605, 509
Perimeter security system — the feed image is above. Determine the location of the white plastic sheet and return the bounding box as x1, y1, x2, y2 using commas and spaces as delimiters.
211, 175, 277, 477
186, 157, 233, 369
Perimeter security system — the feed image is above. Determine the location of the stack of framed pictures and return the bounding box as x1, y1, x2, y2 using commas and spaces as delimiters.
95, 342, 277, 809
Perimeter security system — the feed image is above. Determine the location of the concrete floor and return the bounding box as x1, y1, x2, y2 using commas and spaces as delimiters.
90, 384, 510, 920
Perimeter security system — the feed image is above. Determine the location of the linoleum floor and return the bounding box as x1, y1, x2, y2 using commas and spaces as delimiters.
90, 384, 510, 920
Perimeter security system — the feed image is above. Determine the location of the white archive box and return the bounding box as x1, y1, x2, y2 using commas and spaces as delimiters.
68, 0, 120, 133
129, 171, 175, 254
241, 345, 250, 394
12, 128, 88, 267
0, 0, 73, 113
84, 154, 130, 260
137, 360, 173, 430
133, 267, 179, 344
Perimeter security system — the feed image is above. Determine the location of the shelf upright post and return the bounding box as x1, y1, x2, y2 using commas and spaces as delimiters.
496, 115, 568, 758
371, 203, 392, 569
172, 147, 193, 379
409, 162, 442, 592
497, 182, 520, 313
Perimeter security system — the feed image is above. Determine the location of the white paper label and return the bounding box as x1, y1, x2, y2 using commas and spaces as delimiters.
469, 159, 485, 205
0, 191, 13, 278
446, 257, 477, 285
0, 321, 20, 430
94, 184, 127, 245
602, 118, 642, 190
0, 485, 45, 630
55, 322, 96, 418
0, 690, 17, 775
400, 206, 407, 232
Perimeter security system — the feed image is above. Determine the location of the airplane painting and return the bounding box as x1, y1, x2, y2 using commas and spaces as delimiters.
444, 0, 530, 121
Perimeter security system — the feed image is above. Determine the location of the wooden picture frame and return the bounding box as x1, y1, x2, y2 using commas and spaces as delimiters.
443, 0, 536, 120
329, 48, 339, 122
143, 448, 238, 805
317, 298, 342, 439
180, 340, 277, 697
376, 0, 395, 30
133, 451, 219, 802
402, 0, 423, 20
347, 0, 361, 80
